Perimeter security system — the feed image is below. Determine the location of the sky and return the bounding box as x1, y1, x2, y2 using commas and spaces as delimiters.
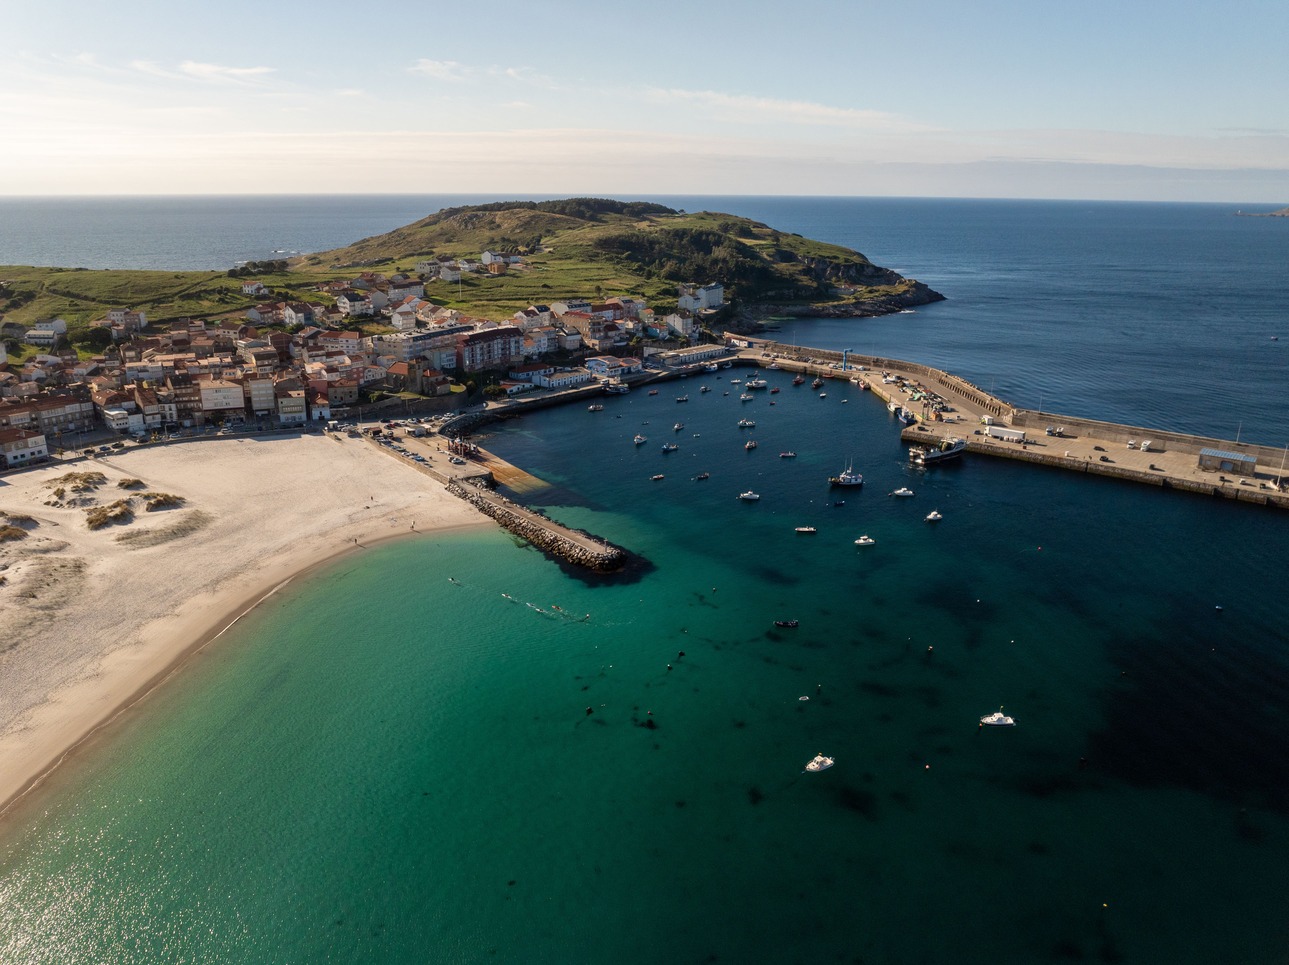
3, 0, 1288, 202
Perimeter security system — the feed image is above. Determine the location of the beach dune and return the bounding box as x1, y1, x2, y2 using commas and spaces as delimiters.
0, 434, 488, 814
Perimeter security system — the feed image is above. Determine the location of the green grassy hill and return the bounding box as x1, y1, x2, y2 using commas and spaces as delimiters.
1, 198, 942, 346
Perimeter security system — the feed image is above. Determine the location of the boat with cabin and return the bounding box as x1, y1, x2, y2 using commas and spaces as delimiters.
854, 535, 876, 546
661, 443, 679, 452
737, 419, 755, 428
650, 474, 665, 481
694, 472, 710, 481
676, 394, 689, 403
828, 462, 864, 487
811, 377, 825, 389
804, 754, 834, 772
925, 510, 943, 522
633, 434, 647, 445
745, 440, 758, 450
775, 619, 799, 628
794, 526, 816, 534
910, 436, 966, 466
980, 707, 1015, 727
605, 382, 629, 394
587, 404, 603, 412
890, 487, 915, 497
738, 491, 760, 501
745, 377, 768, 390
793, 375, 805, 386
779, 451, 796, 458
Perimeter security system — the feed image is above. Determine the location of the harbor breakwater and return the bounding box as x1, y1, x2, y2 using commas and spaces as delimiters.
444, 478, 627, 573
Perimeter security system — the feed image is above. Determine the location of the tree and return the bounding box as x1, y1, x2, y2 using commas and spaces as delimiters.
74, 327, 114, 351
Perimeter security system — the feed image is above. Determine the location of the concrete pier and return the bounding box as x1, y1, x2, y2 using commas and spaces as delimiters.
735, 339, 1288, 510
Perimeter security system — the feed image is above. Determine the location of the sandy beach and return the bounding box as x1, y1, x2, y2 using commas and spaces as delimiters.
0, 433, 489, 814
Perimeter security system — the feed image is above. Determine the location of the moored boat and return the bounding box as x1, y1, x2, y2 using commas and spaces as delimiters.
792, 375, 805, 385
650, 474, 665, 481
910, 436, 967, 465
775, 618, 799, 628
805, 754, 834, 772
739, 393, 754, 402
794, 526, 816, 534
745, 377, 768, 390
605, 382, 629, 394
811, 377, 824, 389
745, 440, 758, 450
828, 462, 864, 487
674, 422, 684, 431
694, 472, 710, 481
661, 443, 679, 452
738, 490, 760, 501
980, 707, 1015, 727
648, 389, 659, 395
737, 418, 755, 428
854, 535, 876, 546
588, 403, 603, 411
890, 487, 915, 497
925, 510, 943, 522
633, 434, 647, 445
676, 394, 689, 402
779, 451, 796, 458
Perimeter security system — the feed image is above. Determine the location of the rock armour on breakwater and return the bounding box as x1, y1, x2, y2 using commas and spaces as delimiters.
445, 479, 627, 572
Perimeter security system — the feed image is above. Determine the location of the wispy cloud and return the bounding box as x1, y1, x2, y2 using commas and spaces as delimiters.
127, 59, 274, 84
409, 59, 466, 82
644, 87, 927, 132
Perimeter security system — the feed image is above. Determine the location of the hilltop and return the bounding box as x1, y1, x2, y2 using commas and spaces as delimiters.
292, 198, 944, 323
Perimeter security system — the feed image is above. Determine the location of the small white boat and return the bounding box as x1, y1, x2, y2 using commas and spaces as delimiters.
738, 491, 761, 501
745, 378, 768, 390
737, 419, 756, 428
854, 535, 876, 546
633, 434, 647, 445
745, 440, 758, 450
891, 487, 915, 497
980, 707, 1015, 727
794, 526, 817, 534
729, 378, 743, 385
925, 510, 943, 522
779, 451, 796, 459
818, 392, 827, 398
740, 393, 754, 402
676, 395, 689, 402
588, 404, 603, 412
805, 754, 834, 772
661, 443, 679, 452
673, 422, 684, 431
650, 474, 665, 481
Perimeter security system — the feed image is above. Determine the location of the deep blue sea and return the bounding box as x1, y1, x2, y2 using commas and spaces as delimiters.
1, 197, 1288, 964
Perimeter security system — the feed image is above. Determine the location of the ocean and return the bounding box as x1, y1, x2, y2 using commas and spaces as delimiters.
1, 197, 1287, 964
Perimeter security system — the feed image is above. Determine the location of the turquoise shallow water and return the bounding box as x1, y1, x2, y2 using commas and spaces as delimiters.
2, 380, 1287, 964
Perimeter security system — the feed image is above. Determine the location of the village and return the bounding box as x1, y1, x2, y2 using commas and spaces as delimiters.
0, 256, 729, 469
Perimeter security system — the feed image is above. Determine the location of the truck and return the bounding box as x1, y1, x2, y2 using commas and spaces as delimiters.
985, 425, 1026, 443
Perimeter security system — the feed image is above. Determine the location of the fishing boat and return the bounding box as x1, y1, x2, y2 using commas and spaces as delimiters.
811, 377, 825, 389
779, 451, 796, 458
587, 403, 603, 412
767, 363, 781, 370
794, 526, 817, 534
737, 419, 756, 428
887, 400, 899, 414
910, 436, 967, 465
650, 474, 665, 481
739, 393, 754, 402
703, 362, 719, 372
980, 707, 1015, 727
770, 386, 780, 394
673, 422, 684, 432
804, 754, 834, 772
648, 389, 659, 396
925, 510, 943, 522
745, 440, 758, 450
694, 472, 710, 481
605, 383, 629, 394
890, 487, 915, 497
676, 394, 689, 403
793, 375, 805, 386
828, 462, 864, 487
738, 491, 760, 501
661, 443, 679, 452
775, 619, 799, 628
633, 434, 647, 445
897, 407, 915, 425
854, 535, 876, 546
700, 385, 711, 393
745, 377, 768, 390
730, 378, 743, 385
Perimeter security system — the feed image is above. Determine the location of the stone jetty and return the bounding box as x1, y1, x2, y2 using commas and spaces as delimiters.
445, 478, 627, 572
